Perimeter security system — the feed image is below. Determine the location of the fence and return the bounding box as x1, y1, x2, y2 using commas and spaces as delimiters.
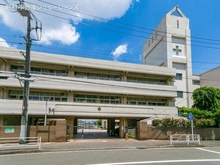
170, 134, 200, 145
127, 127, 136, 138
0, 137, 41, 150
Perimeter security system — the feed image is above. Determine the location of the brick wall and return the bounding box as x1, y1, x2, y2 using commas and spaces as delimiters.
0, 120, 67, 142
0, 126, 20, 138
137, 122, 220, 140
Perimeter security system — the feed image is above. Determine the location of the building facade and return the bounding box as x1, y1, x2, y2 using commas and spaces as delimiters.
0, 6, 218, 138
0, 46, 177, 138
142, 6, 194, 108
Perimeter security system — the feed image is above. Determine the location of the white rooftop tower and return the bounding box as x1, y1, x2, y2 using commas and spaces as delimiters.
142, 6, 193, 107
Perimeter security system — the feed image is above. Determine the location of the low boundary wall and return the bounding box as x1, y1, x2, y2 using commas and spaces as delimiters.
137, 122, 220, 140
0, 120, 66, 142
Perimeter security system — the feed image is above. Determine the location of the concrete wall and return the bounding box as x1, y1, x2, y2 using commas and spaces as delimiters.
0, 100, 177, 119
0, 76, 177, 98
0, 47, 176, 77
173, 63, 188, 107
142, 7, 193, 108
142, 18, 167, 66
0, 126, 21, 138
200, 67, 220, 88
137, 122, 220, 140
0, 120, 67, 142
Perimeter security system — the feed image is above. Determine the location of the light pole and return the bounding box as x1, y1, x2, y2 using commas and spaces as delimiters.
44, 98, 50, 126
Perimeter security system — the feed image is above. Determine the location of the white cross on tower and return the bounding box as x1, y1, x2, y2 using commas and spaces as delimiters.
173, 46, 182, 55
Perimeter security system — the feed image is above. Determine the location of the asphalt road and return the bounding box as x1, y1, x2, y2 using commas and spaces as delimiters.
1, 147, 220, 165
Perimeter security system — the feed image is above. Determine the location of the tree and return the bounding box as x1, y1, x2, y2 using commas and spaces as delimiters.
97, 119, 102, 126
192, 86, 220, 113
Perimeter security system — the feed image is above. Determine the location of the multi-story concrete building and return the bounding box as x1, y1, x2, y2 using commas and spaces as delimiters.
0, 6, 218, 138
0, 46, 177, 138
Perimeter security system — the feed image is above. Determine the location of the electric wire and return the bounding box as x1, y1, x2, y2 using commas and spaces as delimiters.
0, 48, 219, 72
32, 9, 220, 51
38, 0, 220, 43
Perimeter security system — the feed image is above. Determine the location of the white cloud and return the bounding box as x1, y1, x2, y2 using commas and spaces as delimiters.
0, 37, 10, 48
40, 24, 80, 45
0, 0, 135, 45
111, 44, 128, 61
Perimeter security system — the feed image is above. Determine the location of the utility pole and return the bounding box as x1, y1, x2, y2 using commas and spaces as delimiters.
15, 0, 31, 144
15, 0, 42, 144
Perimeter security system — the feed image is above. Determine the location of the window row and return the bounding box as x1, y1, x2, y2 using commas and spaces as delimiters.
74, 94, 121, 104
11, 66, 170, 85
127, 77, 166, 85
127, 97, 167, 106
74, 72, 121, 81
8, 91, 170, 106
9, 90, 67, 102
11, 65, 68, 77
192, 80, 200, 85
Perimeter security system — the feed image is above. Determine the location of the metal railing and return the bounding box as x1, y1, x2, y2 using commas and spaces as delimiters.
0, 137, 42, 150
170, 134, 200, 145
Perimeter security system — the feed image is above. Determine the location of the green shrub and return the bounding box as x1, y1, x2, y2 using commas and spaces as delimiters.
152, 119, 161, 127
152, 118, 190, 128
152, 118, 215, 128
195, 119, 215, 128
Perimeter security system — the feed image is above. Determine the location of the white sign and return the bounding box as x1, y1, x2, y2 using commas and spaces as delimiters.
5, 127, 15, 133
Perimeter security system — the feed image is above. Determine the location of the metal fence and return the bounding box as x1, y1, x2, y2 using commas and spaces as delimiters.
0, 137, 42, 150
170, 134, 200, 145
127, 127, 136, 138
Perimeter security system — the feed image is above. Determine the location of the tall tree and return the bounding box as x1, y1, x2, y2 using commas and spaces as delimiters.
192, 86, 220, 112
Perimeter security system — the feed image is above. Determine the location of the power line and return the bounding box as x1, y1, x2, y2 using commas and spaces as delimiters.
0, 38, 220, 67
1, 2, 218, 52
27, 1, 220, 47
32, 9, 220, 51
0, 48, 219, 72
38, 0, 220, 43
0, 40, 26, 45
0, 33, 24, 38
28, 1, 220, 47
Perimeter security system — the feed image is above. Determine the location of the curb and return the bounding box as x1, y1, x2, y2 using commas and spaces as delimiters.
0, 144, 209, 155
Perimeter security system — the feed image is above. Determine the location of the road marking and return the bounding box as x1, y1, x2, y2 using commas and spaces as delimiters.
88, 159, 220, 165
197, 148, 220, 155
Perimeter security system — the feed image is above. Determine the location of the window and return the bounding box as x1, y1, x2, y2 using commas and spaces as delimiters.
177, 91, 183, 98
74, 72, 121, 81
127, 77, 166, 85
172, 37, 185, 44
8, 90, 67, 102
74, 94, 97, 103
175, 73, 182, 80
127, 97, 167, 106
192, 80, 200, 85
74, 94, 120, 104
11, 65, 68, 77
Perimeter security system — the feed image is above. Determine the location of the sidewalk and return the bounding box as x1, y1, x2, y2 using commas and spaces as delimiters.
0, 138, 219, 155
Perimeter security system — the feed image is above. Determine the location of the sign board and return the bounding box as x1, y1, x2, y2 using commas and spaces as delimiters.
187, 112, 194, 120
5, 127, 15, 133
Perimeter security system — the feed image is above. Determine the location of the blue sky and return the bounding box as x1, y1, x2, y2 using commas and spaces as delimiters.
0, 0, 220, 74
